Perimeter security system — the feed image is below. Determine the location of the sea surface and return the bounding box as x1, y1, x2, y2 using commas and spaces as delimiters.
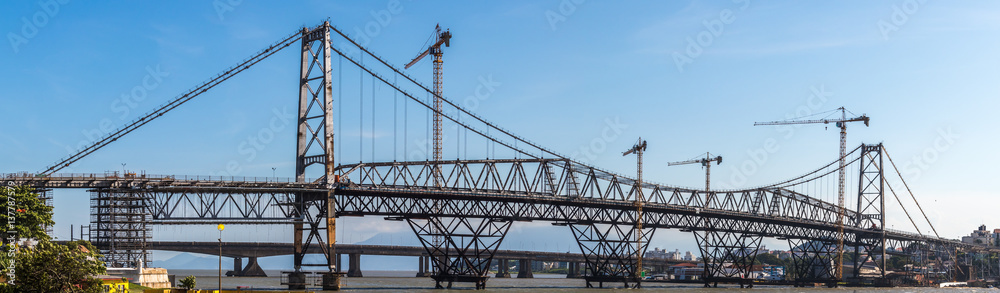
169, 269, 996, 292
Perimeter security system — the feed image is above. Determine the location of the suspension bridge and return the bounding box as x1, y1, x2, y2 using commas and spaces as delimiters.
5, 22, 997, 290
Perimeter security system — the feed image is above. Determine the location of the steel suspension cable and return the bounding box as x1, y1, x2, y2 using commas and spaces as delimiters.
326, 43, 540, 160
884, 146, 941, 238
884, 175, 924, 236
40, 28, 306, 175
765, 145, 863, 189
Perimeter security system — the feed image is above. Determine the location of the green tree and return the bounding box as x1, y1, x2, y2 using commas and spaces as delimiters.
179, 275, 197, 290
9, 240, 106, 292
0, 185, 54, 241
0, 186, 105, 292
755, 253, 783, 265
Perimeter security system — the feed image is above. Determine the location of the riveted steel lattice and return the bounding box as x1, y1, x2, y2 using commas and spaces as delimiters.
406, 217, 511, 289
852, 143, 887, 284
692, 218, 764, 288
568, 222, 654, 288
787, 239, 838, 287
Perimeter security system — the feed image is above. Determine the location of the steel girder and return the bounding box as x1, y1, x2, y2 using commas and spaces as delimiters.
692, 218, 765, 288
405, 217, 511, 289
787, 238, 837, 287
334, 159, 856, 226
564, 218, 654, 288
336, 189, 862, 244
144, 188, 299, 224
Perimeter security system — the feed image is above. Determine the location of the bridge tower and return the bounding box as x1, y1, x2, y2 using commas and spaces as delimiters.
286, 21, 341, 290
851, 143, 887, 285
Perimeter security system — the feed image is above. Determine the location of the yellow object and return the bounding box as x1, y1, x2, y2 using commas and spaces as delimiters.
217, 224, 225, 231
98, 276, 129, 293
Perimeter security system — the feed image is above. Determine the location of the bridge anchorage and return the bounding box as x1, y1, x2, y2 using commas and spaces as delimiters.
13, 19, 1000, 291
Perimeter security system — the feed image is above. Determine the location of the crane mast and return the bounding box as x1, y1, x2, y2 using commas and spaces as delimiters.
623, 138, 647, 281
754, 107, 869, 282
406, 24, 452, 266
667, 152, 722, 191
406, 24, 452, 169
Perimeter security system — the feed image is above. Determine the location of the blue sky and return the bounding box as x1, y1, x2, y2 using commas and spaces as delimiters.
3, 1, 1000, 266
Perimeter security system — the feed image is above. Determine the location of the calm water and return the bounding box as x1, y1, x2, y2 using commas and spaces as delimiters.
170, 269, 995, 292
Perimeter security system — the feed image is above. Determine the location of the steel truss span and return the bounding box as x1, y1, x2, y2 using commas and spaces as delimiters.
14, 19, 1000, 290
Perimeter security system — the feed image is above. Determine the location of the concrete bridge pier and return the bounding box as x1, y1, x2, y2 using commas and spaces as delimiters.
336, 253, 342, 273
347, 253, 363, 277
416, 255, 433, 277
232, 257, 242, 276
517, 259, 533, 278
226, 256, 266, 277
566, 261, 581, 278
495, 259, 510, 278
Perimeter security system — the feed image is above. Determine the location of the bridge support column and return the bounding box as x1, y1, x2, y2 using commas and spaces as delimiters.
289, 21, 340, 291
347, 253, 363, 277
566, 261, 580, 278
232, 257, 242, 276
787, 239, 837, 287
241, 256, 267, 277
851, 144, 887, 286
416, 255, 433, 277
567, 223, 653, 288
337, 253, 342, 274
407, 217, 511, 289
495, 259, 510, 278
516, 259, 533, 278
226, 257, 266, 277
417, 255, 427, 277
692, 226, 763, 288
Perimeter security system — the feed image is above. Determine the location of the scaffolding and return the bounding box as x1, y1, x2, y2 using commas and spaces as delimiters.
90, 189, 150, 268
38, 189, 53, 236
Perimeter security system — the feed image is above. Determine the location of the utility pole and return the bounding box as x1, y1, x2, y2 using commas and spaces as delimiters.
623, 138, 647, 282
218, 224, 224, 292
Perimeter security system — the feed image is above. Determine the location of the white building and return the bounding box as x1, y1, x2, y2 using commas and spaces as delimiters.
684, 251, 696, 261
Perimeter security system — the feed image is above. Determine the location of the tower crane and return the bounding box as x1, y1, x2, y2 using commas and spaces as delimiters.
405, 25, 451, 270
754, 107, 869, 281
405, 24, 452, 166
667, 153, 722, 192
622, 138, 647, 282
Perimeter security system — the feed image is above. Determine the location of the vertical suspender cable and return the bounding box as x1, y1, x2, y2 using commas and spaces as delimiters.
338, 56, 342, 164
394, 75, 398, 161
372, 74, 376, 163
360, 56, 364, 161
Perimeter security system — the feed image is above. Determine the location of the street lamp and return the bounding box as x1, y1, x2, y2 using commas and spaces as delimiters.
272, 167, 276, 178
218, 224, 225, 292
121, 163, 126, 175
